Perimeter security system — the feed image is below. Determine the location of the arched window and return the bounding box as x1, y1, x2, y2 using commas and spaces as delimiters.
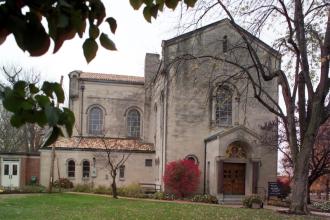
88, 106, 103, 135
82, 160, 90, 178
215, 86, 232, 126
127, 109, 141, 138
68, 160, 75, 178
185, 154, 199, 165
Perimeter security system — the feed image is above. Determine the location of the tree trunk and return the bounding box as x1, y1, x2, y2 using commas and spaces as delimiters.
290, 166, 309, 214
307, 184, 311, 204
47, 147, 55, 193
326, 176, 329, 201
111, 176, 118, 199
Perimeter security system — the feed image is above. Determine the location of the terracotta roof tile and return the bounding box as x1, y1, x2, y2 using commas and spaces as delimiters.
51, 137, 154, 152
80, 72, 144, 84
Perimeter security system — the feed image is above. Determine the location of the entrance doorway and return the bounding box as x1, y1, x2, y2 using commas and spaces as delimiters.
223, 163, 245, 195
1, 160, 20, 188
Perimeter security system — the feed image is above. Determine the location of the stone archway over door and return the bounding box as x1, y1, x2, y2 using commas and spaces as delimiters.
223, 163, 245, 195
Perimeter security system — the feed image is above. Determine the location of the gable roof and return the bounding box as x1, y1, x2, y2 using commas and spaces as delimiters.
45, 137, 154, 153
205, 125, 260, 142
163, 18, 280, 56
78, 72, 145, 85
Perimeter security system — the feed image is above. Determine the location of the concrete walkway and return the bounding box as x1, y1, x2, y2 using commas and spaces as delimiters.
264, 205, 330, 218
67, 192, 330, 218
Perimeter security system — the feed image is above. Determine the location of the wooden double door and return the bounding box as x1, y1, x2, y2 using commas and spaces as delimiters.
223, 163, 245, 195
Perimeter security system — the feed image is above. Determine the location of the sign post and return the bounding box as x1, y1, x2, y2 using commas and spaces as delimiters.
268, 182, 282, 200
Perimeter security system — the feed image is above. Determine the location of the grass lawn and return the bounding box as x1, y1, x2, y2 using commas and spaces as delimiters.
0, 193, 323, 220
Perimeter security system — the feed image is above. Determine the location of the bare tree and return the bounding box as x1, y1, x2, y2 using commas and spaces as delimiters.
0, 66, 44, 152
163, 0, 329, 214
282, 119, 330, 203
0, 106, 25, 152
94, 137, 132, 199
262, 119, 330, 203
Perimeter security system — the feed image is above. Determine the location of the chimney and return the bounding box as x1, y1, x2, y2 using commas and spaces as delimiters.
144, 53, 160, 86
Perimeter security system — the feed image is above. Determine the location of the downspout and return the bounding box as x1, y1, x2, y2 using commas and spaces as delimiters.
203, 134, 218, 194
80, 82, 85, 136
203, 139, 207, 194
164, 75, 169, 177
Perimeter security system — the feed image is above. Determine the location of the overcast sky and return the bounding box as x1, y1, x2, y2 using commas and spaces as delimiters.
0, 2, 182, 94
0, 1, 276, 97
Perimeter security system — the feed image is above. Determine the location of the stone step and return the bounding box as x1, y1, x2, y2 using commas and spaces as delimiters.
219, 195, 244, 204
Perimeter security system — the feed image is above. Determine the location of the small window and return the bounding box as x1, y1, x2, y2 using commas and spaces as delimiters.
145, 159, 153, 167
82, 160, 90, 178
12, 164, 17, 176
223, 35, 228, 53
4, 164, 9, 175
119, 165, 125, 179
68, 160, 75, 178
185, 154, 199, 165
187, 157, 196, 163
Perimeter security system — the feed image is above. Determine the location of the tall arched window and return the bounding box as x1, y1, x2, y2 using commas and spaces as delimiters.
88, 106, 103, 135
215, 86, 232, 126
82, 160, 90, 178
127, 109, 141, 138
68, 160, 75, 178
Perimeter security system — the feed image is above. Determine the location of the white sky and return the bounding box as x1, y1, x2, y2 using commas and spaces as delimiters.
0, 1, 277, 94
0, 1, 184, 96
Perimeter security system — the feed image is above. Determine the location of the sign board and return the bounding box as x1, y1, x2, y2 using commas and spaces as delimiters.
268, 182, 282, 197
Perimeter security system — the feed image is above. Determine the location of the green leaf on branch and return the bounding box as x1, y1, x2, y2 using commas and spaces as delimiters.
89, 24, 100, 39
143, 6, 152, 22
184, 0, 197, 7
21, 100, 33, 110
106, 17, 117, 34
2, 88, 23, 112
59, 108, 75, 137
13, 81, 27, 97
42, 126, 63, 147
34, 110, 48, 127
29, 84, 39, 94
10, 114, 25, 128
41, 82, 54, 98
57, 14, 69, 28
165, 0, 179, 9
144, 0, 154, 5
35, 95, 51, 108
45, 105, 60, 126
41, 82, 64, 103
130, 0, 143, 10
71, 11, 86, 38
100, 33, 117, 51
150, 4, 159, 19
83, 38, 98, 63
53, 83, 65, 103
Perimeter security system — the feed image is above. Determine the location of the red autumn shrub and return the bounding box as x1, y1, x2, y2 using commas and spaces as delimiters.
163, 159, 201, 198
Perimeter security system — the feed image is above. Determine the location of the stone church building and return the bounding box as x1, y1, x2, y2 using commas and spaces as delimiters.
40, 19, 280, 202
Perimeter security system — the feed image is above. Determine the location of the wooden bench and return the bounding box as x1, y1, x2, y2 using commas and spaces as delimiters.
139, 183, 161, 194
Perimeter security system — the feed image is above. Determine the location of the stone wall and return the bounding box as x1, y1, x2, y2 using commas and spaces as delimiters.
40, 150, 155, 188
147, 19, 279, 193
69, 74, 145, 138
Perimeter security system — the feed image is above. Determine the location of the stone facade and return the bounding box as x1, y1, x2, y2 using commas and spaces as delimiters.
39, 149, 154, 188
40, 19, 280, 201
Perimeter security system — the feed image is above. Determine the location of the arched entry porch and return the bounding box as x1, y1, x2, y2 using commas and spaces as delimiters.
216, 141, 260, 202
